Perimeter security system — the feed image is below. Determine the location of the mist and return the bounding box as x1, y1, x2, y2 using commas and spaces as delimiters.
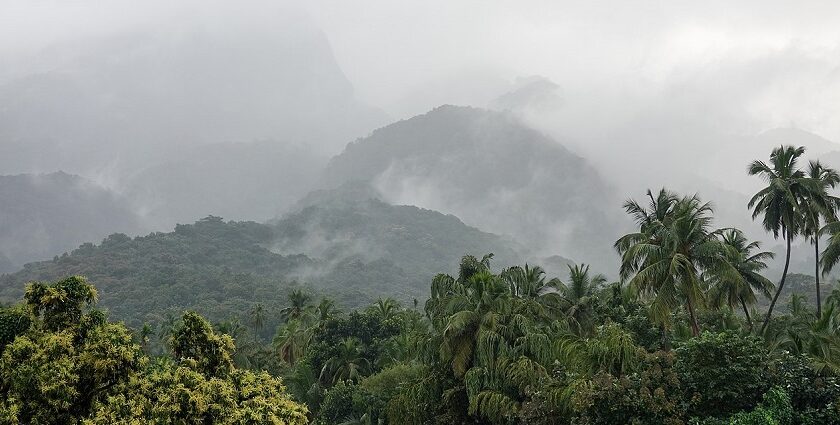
1, 0, 839, 274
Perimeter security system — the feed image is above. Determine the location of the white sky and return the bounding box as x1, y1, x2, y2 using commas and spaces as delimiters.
1, 0, 839, 139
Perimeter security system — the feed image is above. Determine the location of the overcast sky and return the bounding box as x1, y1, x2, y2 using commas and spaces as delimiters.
1, 0, 839, 141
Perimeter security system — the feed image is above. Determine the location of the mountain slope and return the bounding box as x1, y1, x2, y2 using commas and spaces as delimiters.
0, 217, 309, 329
0, 172, 141, 273
322, 105, 620, 268
272, 184, 524, 300
1, 190, 528, 327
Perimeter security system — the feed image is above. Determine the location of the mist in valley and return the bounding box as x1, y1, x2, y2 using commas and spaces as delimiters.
2, 0, 840, 285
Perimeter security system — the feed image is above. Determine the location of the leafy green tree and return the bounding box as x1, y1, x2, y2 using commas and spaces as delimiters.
139, 322, 154, 353
171, 311, 235, 377
764, 295, 840, 374
567, 350, 684, 425
0, 304, 30, 352
675, 331, 770, 417
24, 276, 97, 331
424, 255, 591, 423
0, 277, 139, 423
748, 145, 812, 333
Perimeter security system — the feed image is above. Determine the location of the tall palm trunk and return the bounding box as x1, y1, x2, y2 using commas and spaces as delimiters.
815, 236, 822, 317
761, 231, 792, 334
687, 299, 700, 337
660, 325, 671, 351
739, 296, 753, 331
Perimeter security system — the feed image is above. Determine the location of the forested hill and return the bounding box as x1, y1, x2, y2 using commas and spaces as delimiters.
0, 194, 527, 329
0, 217, 309, 329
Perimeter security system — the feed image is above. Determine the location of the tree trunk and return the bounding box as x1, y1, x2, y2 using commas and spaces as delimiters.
739, 296, 753, 331
660, 324, 671, 352
761, 232, 792, 334
687, 299, 701, 337
816, 236, 822, 318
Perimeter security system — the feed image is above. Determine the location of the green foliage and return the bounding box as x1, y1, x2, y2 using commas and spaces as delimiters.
696, 387, 793, 425
570, 350, 684, 425
171, 311, 236, 377
1, 218, 309, 335
770, 354, 840, 423
7, 142, 840, 423
315, 381, 359, 425
0, 305, 29, 351
0, 277, 307, 424
676, 331, 771, 417
87, 361, 308, 424
24, 276, 97, 331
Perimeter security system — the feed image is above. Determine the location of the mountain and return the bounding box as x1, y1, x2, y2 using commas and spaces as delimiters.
0, 18, 387, 178
271, 183, 524, 300
322, 105, 620, 269
0, 217, 309, 331
0, 172, 141, 274
1, 188, 527, 328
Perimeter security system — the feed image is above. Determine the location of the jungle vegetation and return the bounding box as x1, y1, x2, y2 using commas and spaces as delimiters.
3, 145, 840, 423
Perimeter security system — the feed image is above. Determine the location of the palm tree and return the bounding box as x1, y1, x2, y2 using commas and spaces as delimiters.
707, 229, 775, 330
427, 262, 552, 422
280, 289, 313, 323
315, 298, 338, 327
616, 189, 724, 336
273, 319, 312, 366
500, 264, 564, 319
801, 161, 840, 317
556, 264, 606, 336
764, 294, 840, 373
370, 297, 400, 321
319, 337, 371, 384
248, 303, 265, 341
748, 145, 812, 333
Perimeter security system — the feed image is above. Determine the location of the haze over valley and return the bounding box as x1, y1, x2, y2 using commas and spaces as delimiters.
2, 2, 840, 423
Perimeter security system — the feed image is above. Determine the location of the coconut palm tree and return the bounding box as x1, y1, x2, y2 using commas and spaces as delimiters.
425, 256, 556, 422
370, 297, 400, 321
801, 160, 840, 317
280, 289, 313, 323
500, 264, 564, 319
315, 298, 339, 327
273, 319, 312, 365
555, 264, 606, 336
248, 303, 265, 341
319, 337, 371, 384
707, 229, 775, 330
748, 145, 813, 333
765, 294, 840, 374
616, 190, 725, 336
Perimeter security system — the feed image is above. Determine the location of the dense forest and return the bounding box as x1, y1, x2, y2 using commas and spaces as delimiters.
0, 189, 522, 332
2, 145, 840, 423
